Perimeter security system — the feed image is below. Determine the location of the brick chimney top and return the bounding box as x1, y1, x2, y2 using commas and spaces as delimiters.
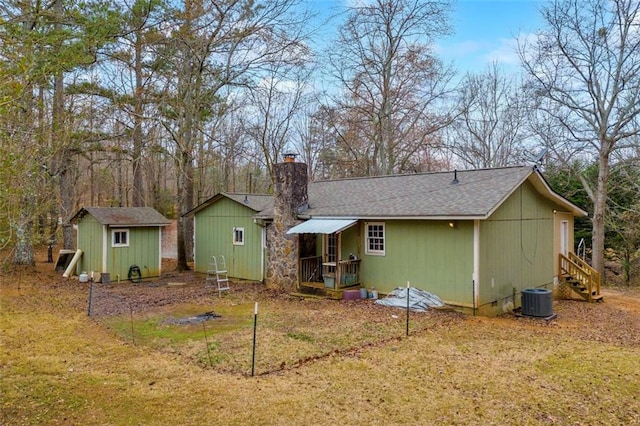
283, 153, 297, 163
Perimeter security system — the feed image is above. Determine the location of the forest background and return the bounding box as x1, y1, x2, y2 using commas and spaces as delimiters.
1, 0, 639, 284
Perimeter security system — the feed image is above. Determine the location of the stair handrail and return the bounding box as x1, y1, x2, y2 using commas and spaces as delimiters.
568, 252, 601, 294
560, 253, 601, 302
577, 238, 586, 259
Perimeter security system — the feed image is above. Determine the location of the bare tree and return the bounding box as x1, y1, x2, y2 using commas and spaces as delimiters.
448, 63, 531, 168
327, 0, 454, 176
291, 105, 326, 182
242, 55, 312, 183
519, 0, 640, 278
156, 0, 311, 270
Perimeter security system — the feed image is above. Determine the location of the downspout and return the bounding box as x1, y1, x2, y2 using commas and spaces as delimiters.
102, 225, 108, 273
336, 232, 342, 290
261, 225, 266, 283
158, 226, 163, 276
473, 220, 480, 316
254, 220, 268, 283
192, 218, 196, 270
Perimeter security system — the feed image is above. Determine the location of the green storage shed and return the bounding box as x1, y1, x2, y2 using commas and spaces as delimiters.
185, 193, 272, 281
70, 207, 171, 282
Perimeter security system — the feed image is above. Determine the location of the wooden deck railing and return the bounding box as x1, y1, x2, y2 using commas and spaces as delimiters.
300, 257, 361, 290
559, 253, 601, 301
337, 259, 361, 288
300, 256, 322, 283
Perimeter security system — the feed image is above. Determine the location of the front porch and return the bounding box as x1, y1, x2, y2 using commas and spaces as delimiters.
298, 256, 362, 299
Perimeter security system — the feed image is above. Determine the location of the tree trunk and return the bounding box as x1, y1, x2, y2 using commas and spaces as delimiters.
175, 149, 194, 271
13, 217, 35, 266
591, 153, 610, 281
131, 28, 145, 207
52, 70, 76, 249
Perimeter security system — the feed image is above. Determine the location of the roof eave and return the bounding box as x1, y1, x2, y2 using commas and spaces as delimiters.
528, 170, 589, 217
306, 215, 488, 221
108, 223, 170, 227
184, 193, 271, 217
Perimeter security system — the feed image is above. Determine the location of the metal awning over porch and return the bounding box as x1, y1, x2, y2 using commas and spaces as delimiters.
286, 218, 357, 235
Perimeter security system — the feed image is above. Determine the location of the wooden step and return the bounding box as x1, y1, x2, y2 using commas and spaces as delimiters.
576, 291, 603, 302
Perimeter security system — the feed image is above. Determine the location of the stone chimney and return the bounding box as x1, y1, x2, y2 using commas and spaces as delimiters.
266, 155, 308, 291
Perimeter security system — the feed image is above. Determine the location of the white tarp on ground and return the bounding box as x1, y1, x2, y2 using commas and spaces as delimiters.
375, 287, 445, 312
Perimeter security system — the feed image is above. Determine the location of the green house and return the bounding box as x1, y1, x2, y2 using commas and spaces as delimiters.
259, 165, 589, 315
188, 165, 589, 315
70, 207, 171, 282
185, 194, 272, 281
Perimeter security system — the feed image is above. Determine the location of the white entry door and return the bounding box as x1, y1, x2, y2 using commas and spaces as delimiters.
560, 220, 569, 256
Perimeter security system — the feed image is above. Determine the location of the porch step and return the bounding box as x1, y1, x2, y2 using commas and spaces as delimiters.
561, 275, 603, 302
290, 292, 326, 299
295, 285, 343, 300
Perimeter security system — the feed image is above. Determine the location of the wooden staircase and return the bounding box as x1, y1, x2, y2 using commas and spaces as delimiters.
559, 252, 603, 302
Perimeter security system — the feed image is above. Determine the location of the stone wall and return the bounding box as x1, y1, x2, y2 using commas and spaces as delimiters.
266, 161, 308, 291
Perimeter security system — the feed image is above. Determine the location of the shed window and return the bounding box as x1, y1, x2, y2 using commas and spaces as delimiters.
233, 227, 245, 245
112, 229, 129, 247
365, 222, 385, 255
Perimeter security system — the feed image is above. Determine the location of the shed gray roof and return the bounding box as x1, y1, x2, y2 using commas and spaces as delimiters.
70, 207, 171, 226
183, 193, 273, 217
255, 166, 587, 220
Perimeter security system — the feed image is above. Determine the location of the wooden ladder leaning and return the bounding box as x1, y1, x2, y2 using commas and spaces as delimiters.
206, 255, 230, 297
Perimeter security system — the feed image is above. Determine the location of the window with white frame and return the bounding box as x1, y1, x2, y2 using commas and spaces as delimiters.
233, 227, 245, 245
365, 222, 385, 255
112, 229, 129, 247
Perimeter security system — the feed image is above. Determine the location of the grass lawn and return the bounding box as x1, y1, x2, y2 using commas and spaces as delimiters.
2, 259, 640, 425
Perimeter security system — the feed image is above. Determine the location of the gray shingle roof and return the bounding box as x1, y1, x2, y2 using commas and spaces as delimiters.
255, 166, 586, 219
224, 193, 273, 211
306, 166, 531, 218
71, 207, 171, 226
183, 193, 273, 217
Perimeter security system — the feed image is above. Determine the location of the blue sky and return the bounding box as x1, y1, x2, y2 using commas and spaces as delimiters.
438, 0, 547, 75
305, 0, 548, 76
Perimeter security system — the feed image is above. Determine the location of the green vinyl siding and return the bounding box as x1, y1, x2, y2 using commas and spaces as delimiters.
76, 215, 104, 276
479, 181, 556, 307
193, 197, 263, 281
106, 227, 161, 279
76, 214, 162, 280
340, 224, 360, 260
360, 220, 474, 304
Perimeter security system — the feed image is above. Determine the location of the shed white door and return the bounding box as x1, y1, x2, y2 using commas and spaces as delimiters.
560, 220, 569, 256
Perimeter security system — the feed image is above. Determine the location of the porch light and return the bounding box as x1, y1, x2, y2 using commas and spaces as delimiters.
448, 221, 456, 228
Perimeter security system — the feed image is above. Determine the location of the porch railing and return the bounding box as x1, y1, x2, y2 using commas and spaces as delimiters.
321, 259, 361, 289
299, 256, 361, 290
300, 256, 322, 283
338, 259, 361, 287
